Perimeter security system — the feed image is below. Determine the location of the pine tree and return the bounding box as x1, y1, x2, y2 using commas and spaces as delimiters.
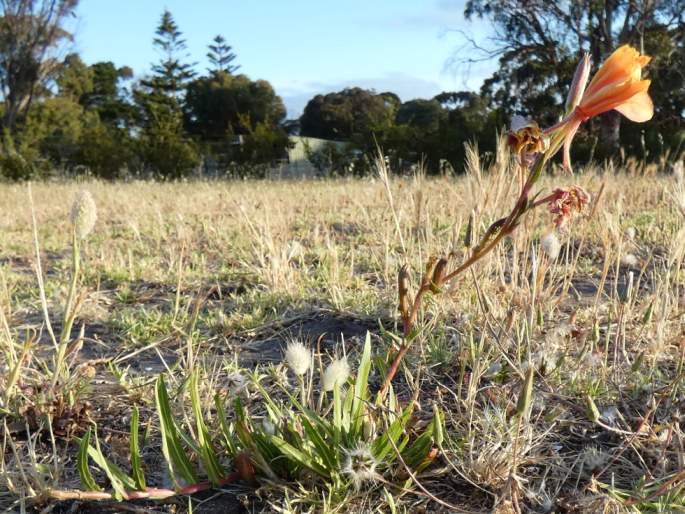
143, 9, 196, 99
207, 35, 240, 75
135, 9, 199, 177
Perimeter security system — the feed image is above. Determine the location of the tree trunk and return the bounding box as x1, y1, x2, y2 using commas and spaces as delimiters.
598, 111, 621, 158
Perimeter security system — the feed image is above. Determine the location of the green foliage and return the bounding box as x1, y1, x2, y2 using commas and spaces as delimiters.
185, 72, 286, 140
0, 129, 39, 180
300, 87, 396, 141
77, 333, 443, 500
136, 96, 200, 178
76, 119, 135, 179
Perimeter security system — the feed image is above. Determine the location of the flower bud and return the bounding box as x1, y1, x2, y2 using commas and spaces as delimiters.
565, 53, 591, 113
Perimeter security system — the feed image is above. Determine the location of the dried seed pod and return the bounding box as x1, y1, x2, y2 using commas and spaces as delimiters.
464, 210, 476, 248
430, 258, 448, 293
398, 265, 410, 320
422, 256, 438, 287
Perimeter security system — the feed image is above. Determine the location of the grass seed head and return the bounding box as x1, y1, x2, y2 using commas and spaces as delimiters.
69, 190, 97, 240
323, 356, 350, 391
284, 341, 311, 376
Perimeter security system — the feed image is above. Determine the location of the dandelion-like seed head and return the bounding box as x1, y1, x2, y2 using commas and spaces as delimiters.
340, 443, 379, 490
69, 190, 97, 240
547, 185, 590, 229
284, 341, 311, 376
540, 232, 561, 260
581, 446, 609, 473
226, 371, 248, 395
322, 356, 350, 391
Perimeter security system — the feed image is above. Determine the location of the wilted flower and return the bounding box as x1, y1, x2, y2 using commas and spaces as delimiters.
284, 341, 311, 376
540, 232, 561, 260
69, 190, 97, 239
322, 356, 350, 391
341, 443, 379, 490
549, 46, 653, 171
508, 115, 549, 163
547, 186, 590, 228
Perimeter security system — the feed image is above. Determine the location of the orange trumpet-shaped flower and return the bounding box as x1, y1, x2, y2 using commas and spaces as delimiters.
550, 45, 654, 171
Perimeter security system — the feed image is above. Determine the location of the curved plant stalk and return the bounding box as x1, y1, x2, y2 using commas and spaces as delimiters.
379, 156, 550, 400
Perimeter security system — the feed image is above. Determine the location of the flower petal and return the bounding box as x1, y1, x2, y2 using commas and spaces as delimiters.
614, 90, 654, 122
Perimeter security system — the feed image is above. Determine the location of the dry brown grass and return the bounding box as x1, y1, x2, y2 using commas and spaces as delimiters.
1, 153, 685, 513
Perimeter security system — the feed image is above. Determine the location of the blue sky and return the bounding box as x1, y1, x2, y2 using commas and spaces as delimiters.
73, 0, 495, 118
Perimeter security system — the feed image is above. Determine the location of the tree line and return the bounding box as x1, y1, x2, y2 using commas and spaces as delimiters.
0, 0, 683, 180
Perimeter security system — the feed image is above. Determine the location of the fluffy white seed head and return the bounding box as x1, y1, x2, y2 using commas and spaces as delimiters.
284, 341, 311, 376
624, 226, 636, 240
69, 190, 97, 240
621, 253, 639, 267
261, 419, 276, 436
341, 443, 378, 490
541, 232, 561, 260
322, 356, 350, 391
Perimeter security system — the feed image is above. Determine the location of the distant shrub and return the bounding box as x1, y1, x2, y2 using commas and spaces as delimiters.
0, 130, 39, 180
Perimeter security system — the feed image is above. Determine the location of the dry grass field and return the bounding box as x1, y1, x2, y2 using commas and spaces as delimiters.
2, 149, 685, 513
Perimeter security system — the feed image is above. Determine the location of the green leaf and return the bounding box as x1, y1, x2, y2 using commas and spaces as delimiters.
433, 406, 444, 448
268, 435, 330, 478
190, 373, 225, 485
214, 394, 238, 455
155, 375, 198, 486
85, 429, 137, 500
350, 332, 372, 437
77, 427, 101, 492
300, 415, 336, 471
130, 406, 146, 490
373, 404, 413, 463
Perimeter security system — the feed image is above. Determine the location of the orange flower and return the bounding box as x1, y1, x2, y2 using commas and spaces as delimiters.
550, 45, 653, 171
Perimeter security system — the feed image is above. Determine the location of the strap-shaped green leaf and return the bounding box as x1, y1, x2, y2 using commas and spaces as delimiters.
77, 427, 101, 492
268, 435, 330, 478
155, 375, 198, 486
130, 406, 146, 491
350, 332, 372, 437
190, 373, 225, 485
